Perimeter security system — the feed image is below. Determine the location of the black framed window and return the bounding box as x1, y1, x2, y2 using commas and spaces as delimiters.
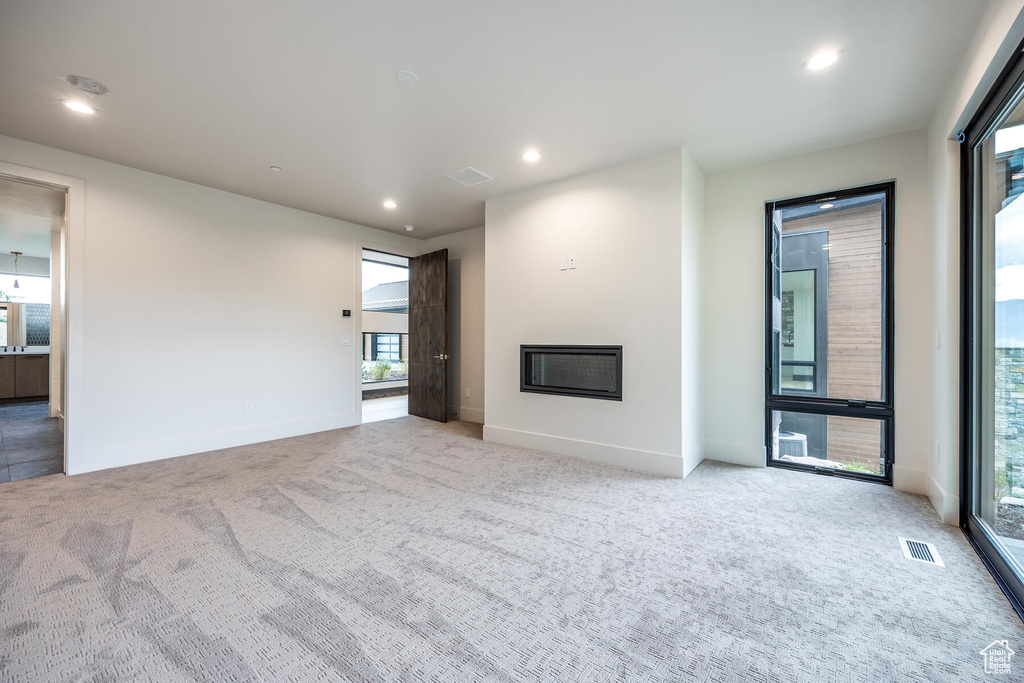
765, 182, 895, 484
960, 32, 1024, 621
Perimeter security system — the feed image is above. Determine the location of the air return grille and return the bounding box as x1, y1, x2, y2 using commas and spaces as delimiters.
63, 75, 109, 95
899, 537, 944, 567
444, 166, 492, 187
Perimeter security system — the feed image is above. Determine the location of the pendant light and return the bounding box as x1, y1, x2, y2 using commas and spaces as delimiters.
11, 252, 21, 289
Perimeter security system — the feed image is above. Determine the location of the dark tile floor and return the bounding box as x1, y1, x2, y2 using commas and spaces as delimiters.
0, 401, 63, 483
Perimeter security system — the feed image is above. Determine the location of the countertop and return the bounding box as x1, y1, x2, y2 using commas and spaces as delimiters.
0, 346, 50, 356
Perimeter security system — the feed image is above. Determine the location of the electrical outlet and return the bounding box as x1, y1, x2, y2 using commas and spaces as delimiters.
465, 387, 471, 398
244, 401, 254, 415
559, 256, 567, 271
568, 256, 576, 269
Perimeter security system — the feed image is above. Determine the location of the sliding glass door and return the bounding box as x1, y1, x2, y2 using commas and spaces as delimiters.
963, 45, 1024, 617
765, 183, 895, 483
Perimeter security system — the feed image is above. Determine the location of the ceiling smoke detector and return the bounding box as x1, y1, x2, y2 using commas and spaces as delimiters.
62, 74, 109, 95
444, 166, 492, 187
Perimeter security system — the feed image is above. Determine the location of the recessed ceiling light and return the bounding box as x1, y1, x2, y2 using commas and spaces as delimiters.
61, 99, 95, 114
405, 225, 415, 232
819, 203, 834, 209
396, 70, 419, 85
383, 199, 398, 209
521, 149, 542, 162
269, 165, 282, 172
804, 50, 840, 71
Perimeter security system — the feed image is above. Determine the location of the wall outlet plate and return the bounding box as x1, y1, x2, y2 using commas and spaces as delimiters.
341, 335, 351, 346
465, 387, 471, 398
559, 256, 567, 271
244, 401, 254, 414
568, 256, 576, 269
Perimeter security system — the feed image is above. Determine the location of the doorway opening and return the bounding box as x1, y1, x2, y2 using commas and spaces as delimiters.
361, 249, 410, 423
765, 182, 895, 483
0, 174, 66, 483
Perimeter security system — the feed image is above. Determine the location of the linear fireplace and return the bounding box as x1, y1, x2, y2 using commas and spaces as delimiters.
520, 345, 622, 401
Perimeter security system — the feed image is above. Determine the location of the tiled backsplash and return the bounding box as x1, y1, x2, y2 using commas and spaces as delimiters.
25, 304, 50, 347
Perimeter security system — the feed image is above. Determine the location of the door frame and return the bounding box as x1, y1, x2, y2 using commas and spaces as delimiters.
0, 161, 83, 475
958, 30, 1024, 622
353, 239, 417, 423
763, 180, 896, 485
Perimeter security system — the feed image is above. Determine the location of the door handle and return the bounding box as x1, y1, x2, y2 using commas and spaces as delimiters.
432, 354, 449, 360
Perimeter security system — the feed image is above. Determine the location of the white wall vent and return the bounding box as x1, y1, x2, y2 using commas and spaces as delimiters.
444, 167, 492, 187
898, 537, 944, 567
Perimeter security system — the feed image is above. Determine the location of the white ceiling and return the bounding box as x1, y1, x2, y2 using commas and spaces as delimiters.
0, 0, 986, 238
0, 176, 63, 259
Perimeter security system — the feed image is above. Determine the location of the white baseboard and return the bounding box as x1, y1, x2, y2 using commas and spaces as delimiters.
682, 441, 705, 477
893, 466, 928, 496
928, 472, 960, 526
457, 406, 484, 424
483, 425, 686, 478
77, 412, 361, 475
703, 439, 765, 468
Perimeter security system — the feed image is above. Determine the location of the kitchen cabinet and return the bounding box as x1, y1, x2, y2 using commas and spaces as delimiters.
0, 356, 15, 399
14, 354, 48, 398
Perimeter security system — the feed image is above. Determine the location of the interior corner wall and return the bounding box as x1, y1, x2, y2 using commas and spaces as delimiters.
680, 148, 706, 475
703, 129, 931, 495
927, 0, 1024, 525
483, 149, 703, 477
420, 226, 485, 424
0, 134, 420, 474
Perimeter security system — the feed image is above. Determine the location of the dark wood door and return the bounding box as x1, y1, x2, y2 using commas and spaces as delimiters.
408, 248, 448, 422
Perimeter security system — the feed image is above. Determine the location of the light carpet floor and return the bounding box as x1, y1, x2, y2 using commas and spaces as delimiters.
0, 417, 1021, 682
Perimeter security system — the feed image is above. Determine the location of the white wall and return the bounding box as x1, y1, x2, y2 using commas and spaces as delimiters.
50, 229, 62, 418
703, 130, 931, 494
483, 149, 704, 476
421, 226, 485, 424
0, 252, 48, 276
0, 134, 419, 473
928, 0, 1024, 524
362, 310, 408, 334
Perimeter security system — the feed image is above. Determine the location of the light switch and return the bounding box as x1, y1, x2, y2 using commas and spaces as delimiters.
465, 387, 471, 398
341, 335, 351, 346
559, 256, 567, 271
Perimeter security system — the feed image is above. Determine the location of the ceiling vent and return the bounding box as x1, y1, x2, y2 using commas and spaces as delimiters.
63, 75, 109, 96
444, 167, 492, 187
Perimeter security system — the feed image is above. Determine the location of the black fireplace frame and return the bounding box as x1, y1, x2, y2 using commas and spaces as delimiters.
520, 345, 623, 401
